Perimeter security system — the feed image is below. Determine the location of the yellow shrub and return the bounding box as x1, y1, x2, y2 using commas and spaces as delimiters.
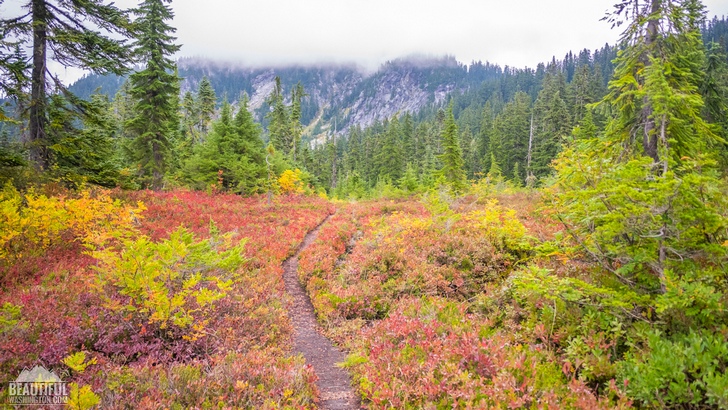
278, 169, 305, 194
461, 199, 528, 251
0, 183, 144, 261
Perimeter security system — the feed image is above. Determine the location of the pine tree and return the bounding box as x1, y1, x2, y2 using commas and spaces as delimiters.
478, 101, 495, 173
126, 0, 181, 190
401, 113, 415, 165
438, 105, 467, 193
511, 162, 522, 186
493, 92, 531, 178
399, 162, 420, 193
375, 117, 404, 182
197, 76, 216, 135
0, 23, 27, 118
570, 64, 594, 123
552, 0, 727, 296
178, 90, 198, 163
232, 95, 267, 193
49, 93, 119, 186
1, 0, 134, 171
460, 126, 478, 178
487, 152, 502, 181
266, 77, 290, 155
184, 98, 266, 194
289, 82, 307, 162
602, 0, 715, 169
701, 42, 728, 166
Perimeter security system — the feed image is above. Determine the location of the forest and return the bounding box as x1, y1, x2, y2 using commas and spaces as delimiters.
1, 0, 728, 408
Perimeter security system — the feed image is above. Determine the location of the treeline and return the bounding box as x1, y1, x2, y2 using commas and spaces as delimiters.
2, 0, 727, 198
302, 45, 616, 197
306, 18, 728, 200
0, 0, 307, 193
302, 15, 728, 198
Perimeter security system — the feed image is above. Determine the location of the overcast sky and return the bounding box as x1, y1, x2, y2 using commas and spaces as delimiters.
153, 0, 728, 69
5, 0, 728, 81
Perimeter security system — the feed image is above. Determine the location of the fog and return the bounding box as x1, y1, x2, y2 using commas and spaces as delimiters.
3, 0, 728, 83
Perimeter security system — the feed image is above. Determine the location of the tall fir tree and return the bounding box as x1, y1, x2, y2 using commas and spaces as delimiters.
478, 101, 496, 173
231, 94, 267, 193
375, 117, 404, 183
532, 68, 571, 177
438, 105, 467, 193
126, 0, 181, 190
494, 91, 531, 179
701, 42, 728, 166
46, 92, 120, 186
266, 76, 290, 155
183, 97, 266, 194
289, 82, 306, 162
0, 0, 133, 171
552, 0, 727, 297
602, 0, 716, 169
197, 76, 216, 135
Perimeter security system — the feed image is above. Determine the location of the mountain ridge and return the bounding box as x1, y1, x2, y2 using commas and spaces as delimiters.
69, 55, 484, 142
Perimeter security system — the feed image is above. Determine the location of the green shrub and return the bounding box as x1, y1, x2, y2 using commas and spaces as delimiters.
620, 330, 728, 409
93, 224, 246, 340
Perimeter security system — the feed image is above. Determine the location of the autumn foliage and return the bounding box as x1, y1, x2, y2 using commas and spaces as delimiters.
0, 187, 331, 408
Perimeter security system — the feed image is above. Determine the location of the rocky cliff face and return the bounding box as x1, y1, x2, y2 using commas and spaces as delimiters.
70, 55, 472, 141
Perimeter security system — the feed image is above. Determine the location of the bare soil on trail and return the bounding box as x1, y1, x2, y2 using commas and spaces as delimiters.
283, 215, 361, 410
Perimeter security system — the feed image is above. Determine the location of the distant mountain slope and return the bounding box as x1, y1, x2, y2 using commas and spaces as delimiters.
69, 55, 495, 142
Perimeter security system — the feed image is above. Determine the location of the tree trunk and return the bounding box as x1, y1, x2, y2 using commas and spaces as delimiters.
641, 0, 661, 163
527, 112, 534, 172
28, 0, 49, 171
152, 138, 163, 190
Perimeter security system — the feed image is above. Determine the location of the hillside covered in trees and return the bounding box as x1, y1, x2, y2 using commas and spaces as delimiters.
1, 0, 728, 408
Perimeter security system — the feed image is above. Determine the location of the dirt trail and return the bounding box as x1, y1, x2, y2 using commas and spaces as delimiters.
283, 215, 361, 409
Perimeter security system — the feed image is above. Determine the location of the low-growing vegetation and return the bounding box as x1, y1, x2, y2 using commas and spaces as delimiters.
0, 187, 331, 408
296, 182, 728, 409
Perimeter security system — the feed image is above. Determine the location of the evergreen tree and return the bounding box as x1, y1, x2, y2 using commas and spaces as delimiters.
181, 91, 198, 141
701, 42, 728, 166
532, 72, 570, 176
569, 63, 594, 123
375, 117, 404, 182
0, 16, 27, 119
553, 0, 726, 297
460, 126, 479, 178
602, 0, 715, 168
493, 91, 531, 178
1, 0, 133, 171
511, 162, 521, 186
401, 113, 415, 164
478, 101, 496, 173
399, 162, 420, 193
266, 76, 290, 155
290, 82, 307, 162
572, 110, 597, 140
176, 90, 198, 165
183, 97, 266, 194
197, 76, 216, 135
126, 0, 181, 190
232, 95, 267, 193
49, 93, 120, 186
487, 152, 502, 181
438, 105, 467, 193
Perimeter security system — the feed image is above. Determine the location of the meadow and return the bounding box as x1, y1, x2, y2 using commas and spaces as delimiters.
1, 182, 726, 409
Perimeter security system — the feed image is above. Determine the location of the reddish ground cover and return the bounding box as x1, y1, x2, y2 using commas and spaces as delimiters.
1, 189, 333, 408
296, 194, 634, 409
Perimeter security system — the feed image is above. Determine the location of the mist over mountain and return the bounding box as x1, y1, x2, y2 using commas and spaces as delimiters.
68, 13, 728, 148
69, 55, 503, 143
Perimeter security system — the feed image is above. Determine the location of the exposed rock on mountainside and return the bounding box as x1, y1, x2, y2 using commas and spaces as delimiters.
69, 55, 478, 141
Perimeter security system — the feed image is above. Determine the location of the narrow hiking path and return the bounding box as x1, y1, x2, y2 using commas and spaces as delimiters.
283, 215, 361, 410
